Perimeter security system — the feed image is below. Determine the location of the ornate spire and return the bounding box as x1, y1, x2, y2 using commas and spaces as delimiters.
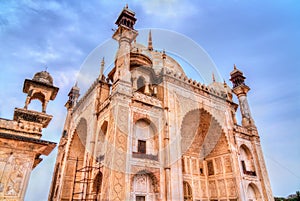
148, 30, 153, 51
99, 57, 105, 80
66, 82, 80, 109
230, 64, 245, 88
212, 72, 216, 82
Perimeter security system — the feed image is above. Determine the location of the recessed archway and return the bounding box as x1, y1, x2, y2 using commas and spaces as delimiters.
130, 170, 159, 201
247, 183, 262, 201
180, 108, 224, 158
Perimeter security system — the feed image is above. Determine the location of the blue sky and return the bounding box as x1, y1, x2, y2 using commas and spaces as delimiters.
0, 0, 299, 200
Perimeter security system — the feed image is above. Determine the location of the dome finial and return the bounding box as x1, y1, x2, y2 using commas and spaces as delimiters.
162, 49, 166, 60
212, 72, 216, 82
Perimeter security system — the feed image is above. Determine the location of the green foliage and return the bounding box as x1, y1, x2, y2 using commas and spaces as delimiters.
275, 191, 300, 201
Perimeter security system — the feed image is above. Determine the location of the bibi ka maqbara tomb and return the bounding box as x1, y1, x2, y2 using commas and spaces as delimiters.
0, 5, 274, 201
48, 6, 274, 201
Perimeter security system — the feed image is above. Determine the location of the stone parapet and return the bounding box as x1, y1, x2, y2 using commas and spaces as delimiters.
0, 118, 42, 139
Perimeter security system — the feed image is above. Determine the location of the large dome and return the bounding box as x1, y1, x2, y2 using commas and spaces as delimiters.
32, 71, 53, 86
131, 42, 186, 76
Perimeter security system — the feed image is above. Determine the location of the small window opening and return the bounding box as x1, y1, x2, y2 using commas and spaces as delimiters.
207, 160, 214, 176
138, 140, 146, 154
136, 195, 145, 201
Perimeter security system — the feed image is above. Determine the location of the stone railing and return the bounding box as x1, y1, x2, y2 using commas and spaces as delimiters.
164, 69, 229, 100
132, 92, 162, 108
234, 125, 259, 137
132, 152, 158, 161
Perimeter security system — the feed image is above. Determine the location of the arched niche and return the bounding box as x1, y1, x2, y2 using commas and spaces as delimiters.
247, 183, 262, 201
137, 76, 146, 92
75, 118, 88, 148
240, 144, 256, 176
61, 118, 87, 200
132, 119, 158, 160
96, 121, 108, 162
92, 171, 103, 199
180, 108, 224, 158
183, 181, 193, 201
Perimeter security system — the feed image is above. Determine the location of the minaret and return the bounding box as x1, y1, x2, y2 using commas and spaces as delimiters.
112, 4, 138, 84
0, 70, 58, 201
65, 83, 80, 110
148, 30, 153, 51
230, 65, 255, 128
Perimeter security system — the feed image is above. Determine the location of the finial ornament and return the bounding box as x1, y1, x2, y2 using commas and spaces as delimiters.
125, 4, 128, 9
234, 64, 237, 70
99, 57, 105, 80
212, 73, 216, 82
162, 49, 166, 59
148, 30, 153, 51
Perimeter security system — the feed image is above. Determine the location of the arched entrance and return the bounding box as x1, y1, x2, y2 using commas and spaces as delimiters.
180, 108, 224, 158
61, 118, 87, 200
247, 183, 262, 201
240, 145, 256, 176
131, 171, 158, 201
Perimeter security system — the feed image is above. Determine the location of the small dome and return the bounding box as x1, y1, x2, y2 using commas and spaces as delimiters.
209, 81, 233, 100
33, 71, 53, 86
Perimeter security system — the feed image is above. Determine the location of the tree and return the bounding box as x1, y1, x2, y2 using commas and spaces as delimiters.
296, 191, 300, 201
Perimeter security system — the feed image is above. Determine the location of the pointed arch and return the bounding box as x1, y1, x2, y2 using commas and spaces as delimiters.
96, 120, 108, 162
240, 144, 256, 176
180, 108, 226, 158
137, 76, 146, 91
247, 183, 262, 201
132, 118, 158, 159
183, 181, 193, 201
130, 169, 159, 200
93, 171, 103, 195
60, 118, 87, 200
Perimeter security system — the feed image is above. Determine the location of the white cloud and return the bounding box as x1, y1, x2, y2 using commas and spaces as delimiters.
135, 0, 198, 19
52, 69, 79, 89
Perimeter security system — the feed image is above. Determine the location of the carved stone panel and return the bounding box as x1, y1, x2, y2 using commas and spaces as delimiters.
226, 178, 237, 197
215, 157, 222, 175
224, 155, 232, 173
0, 152, 32, 199
218, 179, 226, 197
208, 180, 217, 198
